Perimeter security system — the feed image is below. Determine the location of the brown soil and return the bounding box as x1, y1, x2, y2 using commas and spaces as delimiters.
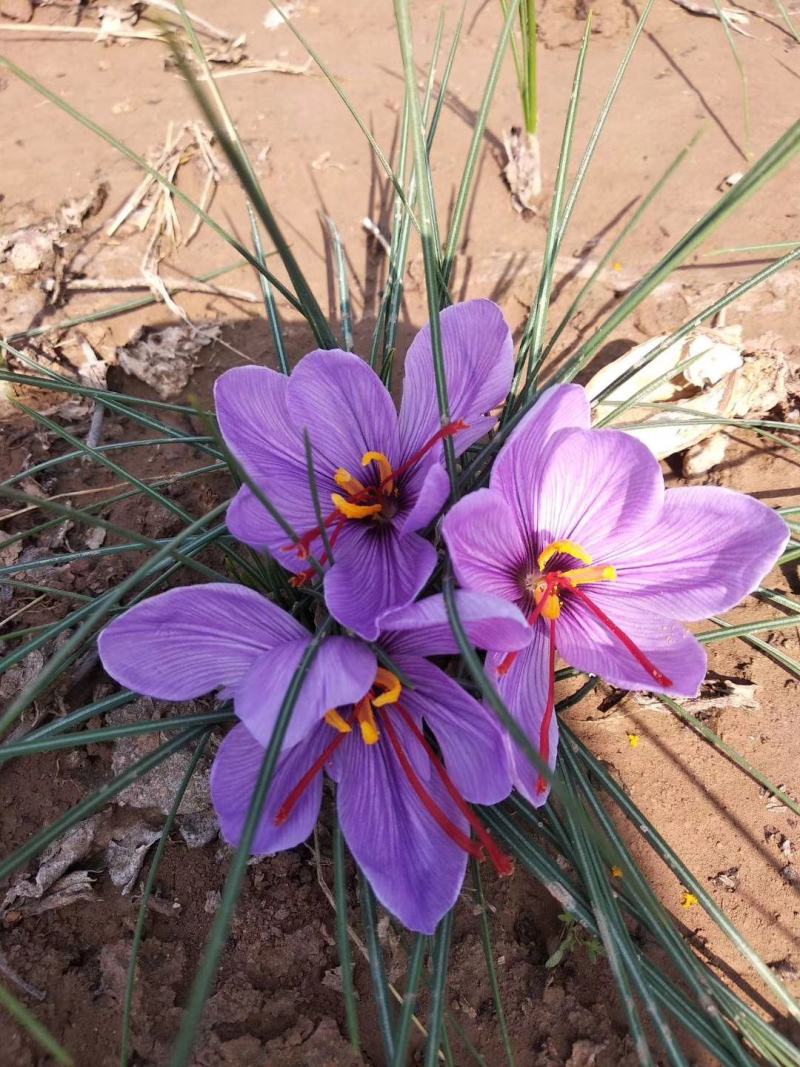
1, 1, 799, 1064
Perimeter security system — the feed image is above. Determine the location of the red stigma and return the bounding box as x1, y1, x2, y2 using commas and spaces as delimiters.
273, 666, 514, 880
289, 516, 348, 587
388, 419, 468, 484
383, 714, 483, 860
495, 575, 558, 678
560, 579, 673, 688
393, 704, 514, 878
274, 732, 346, 825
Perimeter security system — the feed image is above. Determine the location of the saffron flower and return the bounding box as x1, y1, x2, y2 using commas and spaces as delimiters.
98, 584, 531, 933
214, 300, 513, 639
442, 384, 790, 805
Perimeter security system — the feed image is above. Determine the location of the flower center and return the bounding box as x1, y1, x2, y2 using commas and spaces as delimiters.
283, 420, 469, 586
324, 666, 402, 745
331, 450, 399, 522
273, 666, 512, 876
499, 538, 672, 796
521, 539, 618, 622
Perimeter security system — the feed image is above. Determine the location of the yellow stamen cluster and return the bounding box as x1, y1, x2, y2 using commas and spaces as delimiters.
371, 667, 402, 707
324, 668, 403, 747
527, 540, 617, 619
331, 451, 395, 521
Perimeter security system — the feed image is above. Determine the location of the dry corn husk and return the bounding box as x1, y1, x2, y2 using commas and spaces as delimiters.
586, 327, 788, 466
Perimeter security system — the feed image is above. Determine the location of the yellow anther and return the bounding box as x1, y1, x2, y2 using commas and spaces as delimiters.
560, 564, 617, 588
355, 696, 380, 745
543, 594, 562, 620
534, 583, 562, 620
331, 493, 383, 520
538, 539, 593, 570
361, 450, 394, 491
324, 709, 352, 734
360, 719, 380, 745
334, 467, 366, 496
372, 668, 402, 707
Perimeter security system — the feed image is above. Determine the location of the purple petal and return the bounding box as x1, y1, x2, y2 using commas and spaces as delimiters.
557, 589, 706, 696
215, 365, 295, 478
98, 583, 308, 699
491, 625, 558, 806
210, 722, 332, 854
233, 636, 376, 749
399, 463, 451, 535
610, 487, 790, 620
398, 656, 512, 804
441, 488, 527, 603
335, 714, 469, 934
225, 485, 305, 572
398, 300, 513, 461
531, 427, 664, 561
324, 524, 437, 640
286, 349, 400, 475
492, 383, 590, 497
215, 366, 326, 556
380, 590, 531, 657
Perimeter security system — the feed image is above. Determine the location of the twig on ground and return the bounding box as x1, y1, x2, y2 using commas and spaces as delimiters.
63, 277, 257, 302
0, 24, 161, 41
668, 0, 753, 33
361, 217, 392, 257
309, 832, 442, 1055
0, 952, 46, 1002
144, 0, 233, 42
0, 595, 46, 630
195, 58, 312, 80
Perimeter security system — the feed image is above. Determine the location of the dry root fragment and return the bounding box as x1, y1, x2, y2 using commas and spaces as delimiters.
117, 322, 221, 399
106, 823, 163, 895
586, 326, 789, 467
1, 817, 100, 917
634, 679, 758, 721
502, 127, 542, 214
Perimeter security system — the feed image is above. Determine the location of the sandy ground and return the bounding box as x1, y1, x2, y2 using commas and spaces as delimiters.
0, 0, 799, 1063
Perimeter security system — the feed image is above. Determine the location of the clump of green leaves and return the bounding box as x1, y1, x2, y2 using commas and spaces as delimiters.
545, 912, 606, 970
1, 2, 799, 1065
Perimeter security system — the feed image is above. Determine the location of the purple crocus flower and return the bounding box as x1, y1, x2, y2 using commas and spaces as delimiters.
214, 300, 513, 640
442, 384, 790, 806
98, 585, 531, 933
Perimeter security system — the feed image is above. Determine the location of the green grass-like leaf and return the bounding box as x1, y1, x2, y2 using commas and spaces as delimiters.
169, 620, 333, 1067
121, 733, 211, 1067
0, 982, 73, 1066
